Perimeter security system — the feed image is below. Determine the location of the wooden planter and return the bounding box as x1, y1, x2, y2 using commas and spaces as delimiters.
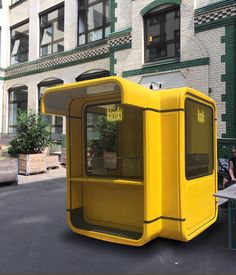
60, 148, 66, 165
0, 158, 18, 184
18, 154, 46, 175
46, 155, 59, 169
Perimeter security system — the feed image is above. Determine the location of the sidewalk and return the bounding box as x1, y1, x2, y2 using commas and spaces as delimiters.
18, 165, 66, 184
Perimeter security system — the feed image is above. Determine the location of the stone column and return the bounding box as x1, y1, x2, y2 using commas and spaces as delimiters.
64, 0, 78, 51
28, 0, 39, 61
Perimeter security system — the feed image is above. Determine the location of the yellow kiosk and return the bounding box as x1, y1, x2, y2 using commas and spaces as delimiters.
41, 76, 217, 246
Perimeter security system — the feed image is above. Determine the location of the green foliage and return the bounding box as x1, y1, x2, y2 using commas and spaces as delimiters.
89, 116, 117, 153
8, 110, 51, 156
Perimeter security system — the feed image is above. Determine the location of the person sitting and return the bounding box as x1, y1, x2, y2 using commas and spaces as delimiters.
222, 146, 236, 188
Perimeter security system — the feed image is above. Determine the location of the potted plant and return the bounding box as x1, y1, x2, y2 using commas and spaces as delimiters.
8, 110, 51, 175
89, 116, 117, 170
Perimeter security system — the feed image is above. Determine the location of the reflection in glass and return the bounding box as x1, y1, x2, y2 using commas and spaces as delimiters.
185, 99, 214, 179
88, 3, 103, 30
10, 22, 29, 64
78, 0, 110, 45
86, 103, 143, 178
40, 5, 64, 56
8, 88, 28, 134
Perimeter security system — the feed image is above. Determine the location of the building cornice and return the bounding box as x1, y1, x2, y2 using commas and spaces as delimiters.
195, 0, 236, 15
122, 58, 209, 77
194, 1, 236, 32
4, 29, 132, 80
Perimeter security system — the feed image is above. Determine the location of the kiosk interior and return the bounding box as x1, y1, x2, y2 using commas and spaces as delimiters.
41, 76, 217, 246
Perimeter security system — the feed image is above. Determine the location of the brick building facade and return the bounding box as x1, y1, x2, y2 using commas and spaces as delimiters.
0, 0, 235, 156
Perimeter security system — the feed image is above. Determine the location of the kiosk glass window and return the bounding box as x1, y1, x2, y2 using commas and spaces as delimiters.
85, 103, 143, 178
185, 99, 214, 179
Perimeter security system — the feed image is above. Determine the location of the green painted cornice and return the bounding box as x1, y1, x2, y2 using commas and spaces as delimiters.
195, 0, 236, 15
5, 54, 110, 80
123, 58, 209, 77
195, 16, 236, 33
140, 0, 181, 16
109, 28, 132, 39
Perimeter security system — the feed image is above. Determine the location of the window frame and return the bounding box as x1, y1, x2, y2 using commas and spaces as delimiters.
10, 20, 29, 65
77, 0, 110, 46
39, 3, 65, 57
185, 98, 214, 180
38, 79, 64, 139
144, 4, 180, 63
8, 86, 28, 134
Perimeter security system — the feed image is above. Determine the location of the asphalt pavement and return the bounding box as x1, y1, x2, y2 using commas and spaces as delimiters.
0, 168, 236, 274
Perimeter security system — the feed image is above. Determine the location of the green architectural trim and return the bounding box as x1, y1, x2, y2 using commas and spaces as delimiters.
109, 43, 132, 75
74, 40, 108, 52
140, 0, 181, 16
110, 43, 132, 52
10, 0, 27, 9
218, 138, 236, 158
110, 52, 117, 76
195, 16, 236, 33
195, 0, 236, 15
110, 0, 117, 33
221, 36, 226, 43
109, 28, 132, 39
122, 58, 209, 77
0, 77, 4, 81
5, 54, 110, 80
6, 41, 108, 72
221, 55, 226, 63
221, 24, 236, 139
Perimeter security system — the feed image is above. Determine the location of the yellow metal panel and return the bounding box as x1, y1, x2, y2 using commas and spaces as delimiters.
83, 182, 144, 232
144, 111, 162, 224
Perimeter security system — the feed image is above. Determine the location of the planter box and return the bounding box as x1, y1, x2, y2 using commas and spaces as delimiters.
0, 158, 18, 184
60, 148, 66, 165
47, 155, 59, 169
18, 154, 46, 175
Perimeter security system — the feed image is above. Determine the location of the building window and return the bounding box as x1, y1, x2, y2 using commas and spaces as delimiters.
78, 0, 110, 46
8, 86, 28, 134
40, 5, 64, 57
185, 99, 214, 179
144, 4, 180, 63
38, 79, 63, 141
10, 21, 29, 65
11, 0, 22, 4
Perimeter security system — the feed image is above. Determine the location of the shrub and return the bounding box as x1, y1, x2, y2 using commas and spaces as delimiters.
8, 110, 51, 156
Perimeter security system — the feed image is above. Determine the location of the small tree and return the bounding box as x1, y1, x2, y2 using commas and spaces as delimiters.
8, 110, 51, 156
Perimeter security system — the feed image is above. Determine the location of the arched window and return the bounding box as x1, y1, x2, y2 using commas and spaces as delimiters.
75, 69, 110, 82
38, 78, 63, 141
144, 4, 180, 63
8, 85, 28, 133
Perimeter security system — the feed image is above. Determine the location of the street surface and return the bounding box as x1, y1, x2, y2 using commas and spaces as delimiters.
0, 168, 236, 274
